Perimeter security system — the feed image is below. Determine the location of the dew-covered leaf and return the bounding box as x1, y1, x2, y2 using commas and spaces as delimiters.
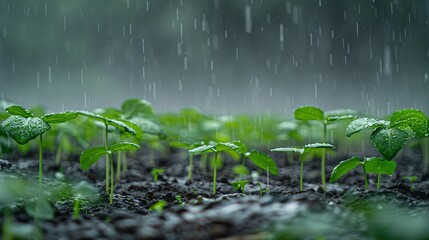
231, 140, 248, 155
80, 146, 107, 171
6, 105, 33, 118
78, 111, 136, 135
188, 144, 215, 154
346, 118, 389, 137
330, 157, 362, 183
114, 118, 143, 140
1, 115, 50, 144
216, 142, 240, 152
304, 143, 335, 149
128, 117, 162, 136
246, 150, 278, 176
326, 109, 357, 122
389, 109, 428, 139
42, 111, 79, 124
121, 98, 154, 118
271, 147, 304, 155
365, 157, 397, 175
110, 142, 140, 153
370, 127, 408, 160
294, 106, 324, 121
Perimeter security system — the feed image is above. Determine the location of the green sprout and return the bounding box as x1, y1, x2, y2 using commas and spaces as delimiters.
189, 142, 240, 194
149, 200, 167, 213
272, 143, 335, 191
169, 141, 202, 180
0, 105, 79, 187
151, 168, 165, 182
232, 180, 248, 194
294, 106, 356, 190
330, 108, 428, 190
72, 181, 96, 219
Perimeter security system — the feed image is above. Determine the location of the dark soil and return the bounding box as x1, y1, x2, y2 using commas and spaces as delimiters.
1, 148, 429, 240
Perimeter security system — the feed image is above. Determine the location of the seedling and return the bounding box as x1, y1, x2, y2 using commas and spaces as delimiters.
149, 200, 167, 213
272, 143, 335, 191
1, 105, 79, 187
294, 106, 356, 190
175, 195, 185, 206
331, 108, 428, 189
151, 168, 165, 182
72, 181, 96, 219
232, 180, 248, 193
188, 142, 240, 194
169, 141, 202, 180
80, 140, 140, 204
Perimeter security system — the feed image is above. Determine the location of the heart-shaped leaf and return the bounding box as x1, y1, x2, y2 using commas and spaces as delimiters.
246, 150, 278, 175
6, 105, 33, 118
1, 115, 50, 144
346, 118, 389, 137
370, 127, 409, 160
42, 111, 79, 124
365, 157, 396, 175
294, 106, 324, 121
110, 142, 140, 153
80, 146, 107, 171
330, 156, 362, 183
389, 109, 428, 138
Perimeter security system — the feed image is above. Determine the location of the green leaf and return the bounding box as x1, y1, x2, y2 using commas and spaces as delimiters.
271, 147, 304, 155
188, 144, 215, 154
25, 198, 54, 220
346, 118, 389, 137
304, 143, 335, 149
329, 157, 362, 183
246, 150, 278, 176
1, 115, 51, 144
233, 165, 249, 175
325, 109, 357, 122
121, 98, 154, 118
370, 127, 408, 159
294, 106, 324, 121
41, 111, 79, 124
78, 111, 136, 135
216, 142, 240, 152
232, 140, 248, 155
365, 157, 397, 175
6, 105, 33, 118
389, 109, 428, 138
114, 118, 143, 140
169, 141, 193, 149
232, 180, 249, 191
73, 181, 96, 200
110, 142, 140, 153
128, 117, 162, 136
80, 146, 107, 171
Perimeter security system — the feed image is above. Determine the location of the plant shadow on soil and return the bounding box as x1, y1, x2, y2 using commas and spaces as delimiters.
1, 147, 429, 240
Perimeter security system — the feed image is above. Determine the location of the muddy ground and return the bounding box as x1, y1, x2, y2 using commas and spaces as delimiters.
1, 148, 429, 240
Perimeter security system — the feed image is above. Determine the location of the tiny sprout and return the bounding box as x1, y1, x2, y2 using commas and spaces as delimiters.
151, 168, 165, 182
232, 180, 248, 194
149, 200, 167, 213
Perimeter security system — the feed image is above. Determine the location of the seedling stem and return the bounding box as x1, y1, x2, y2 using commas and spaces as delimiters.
300, 155, 304, 191
213, 151, 218, 194
363, 157, 369, 190
104, 122, 109, 193
188, 154, 193, 180
321, 121, 327, 191
39, 134, 43, 187
377, 174, 382, 190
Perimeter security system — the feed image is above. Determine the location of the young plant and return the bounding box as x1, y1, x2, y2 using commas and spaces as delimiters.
0, 105, 79, 187
331, 108, 428, 189
272, 143, 335, 191
188, 142, 240, 194
232, 180, 248, 194
72, 181, 96, 219
151, 168, 165, 182
169, 141, 202, 180
294, 106, 356, 190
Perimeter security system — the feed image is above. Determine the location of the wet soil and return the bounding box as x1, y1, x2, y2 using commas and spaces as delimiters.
1, 148, 429, 240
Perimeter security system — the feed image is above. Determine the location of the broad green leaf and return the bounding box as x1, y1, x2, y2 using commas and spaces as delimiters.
346, 118, 389, 137
370, 127, 408, 159
97, 107, 123, 119
6, 105, 33, 118
121, 98, 154, 118
169, 141, 193, 149
25, 198, 54, 220
216, 142, 240, 152
110, 142, 140, 153
80, 146, 107, 171
41, 111, 79, 123
365, 157, 397, 175
114, 118, 143, 140
188, 144, 215, 154
1, 115, 51, 144
389, 109, 428, 138
232, 140, 248, 155
246, 150, 278, 175
78, 111, 136, 135
271, 147, 304, 155
294, 106, 324, 121
128, 117, 162, 136
326, 109, 357, 122
329, 157, 362, 183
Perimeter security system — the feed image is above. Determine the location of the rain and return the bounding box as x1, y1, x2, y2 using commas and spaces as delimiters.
0, 0, 428, 116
